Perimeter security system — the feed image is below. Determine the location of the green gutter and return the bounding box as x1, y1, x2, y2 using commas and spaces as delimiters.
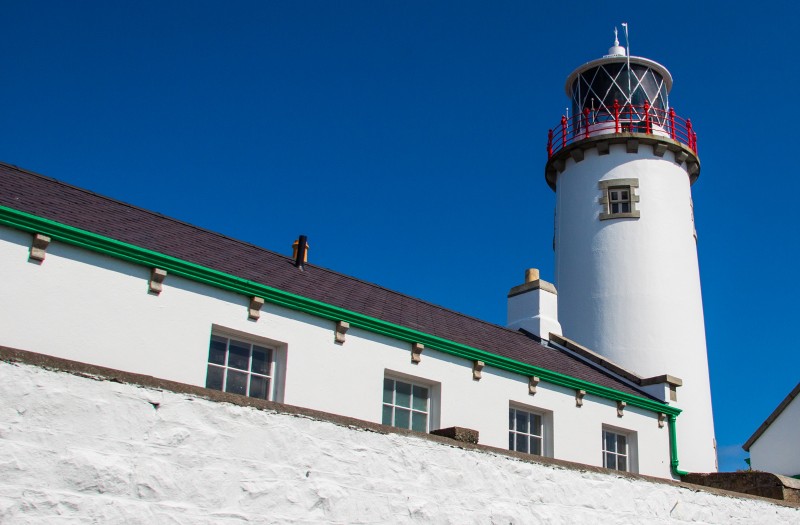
668, 414, 689, 477
0, 204, 680, 419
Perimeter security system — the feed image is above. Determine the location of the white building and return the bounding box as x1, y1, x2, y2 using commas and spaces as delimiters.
744, 382, 800, 477
0, 36, 716, 480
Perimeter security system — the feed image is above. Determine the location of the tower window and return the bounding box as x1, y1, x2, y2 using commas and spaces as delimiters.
599, 178, 640, 220
608, 187, 631, 213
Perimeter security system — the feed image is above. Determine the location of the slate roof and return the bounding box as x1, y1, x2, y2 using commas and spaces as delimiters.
0, 161, 657, 400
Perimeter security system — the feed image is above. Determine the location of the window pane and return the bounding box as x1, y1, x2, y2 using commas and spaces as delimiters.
508, 408, 515, 430
620, 190, 629, 200
206, 364, 224, 391
208, 336, 227, 365
516, 433, 528, 453
531, 436, 542, 456
618, 456, 627, 472
251, 346, 271, 375
509, 433, 514, 450
383, 378, 394, 403
530, 414, 542, 437
604, 432, 616, 452
249, 375, 268, 399
228, 341, 250, 370
611, 203, 620, 213
382, 404, 393, 425
617, 435, 627, 454
515, 411, 529, 434
621, 203, 630, 213
412, 385, 428, 412
395, 381, 411, 408
395, 408, 410, 429
605, 452, 616, 470
411, 411, 427, 432
226, 369, 248, 396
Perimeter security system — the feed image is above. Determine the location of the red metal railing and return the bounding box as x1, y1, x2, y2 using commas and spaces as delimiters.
546, 102, 697, 159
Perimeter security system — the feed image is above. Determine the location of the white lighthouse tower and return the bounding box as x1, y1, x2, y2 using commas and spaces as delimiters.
545, 31, 717, 473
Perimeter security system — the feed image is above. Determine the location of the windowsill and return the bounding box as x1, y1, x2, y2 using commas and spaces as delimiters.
599, 211, 641, 221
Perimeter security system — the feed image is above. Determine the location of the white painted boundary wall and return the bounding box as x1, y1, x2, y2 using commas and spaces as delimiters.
1, 361, 797, 524
0, 225, 675, 478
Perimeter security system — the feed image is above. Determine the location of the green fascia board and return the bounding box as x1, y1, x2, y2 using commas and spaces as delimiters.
0, 204, 680, 418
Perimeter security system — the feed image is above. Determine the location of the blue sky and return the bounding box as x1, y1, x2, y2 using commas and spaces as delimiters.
2, 2, 797, 473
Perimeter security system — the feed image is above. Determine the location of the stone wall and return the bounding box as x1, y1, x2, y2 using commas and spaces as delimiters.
1, 349, 798, 524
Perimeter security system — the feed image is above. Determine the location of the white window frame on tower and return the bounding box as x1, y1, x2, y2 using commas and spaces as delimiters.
599, 178, 640, 220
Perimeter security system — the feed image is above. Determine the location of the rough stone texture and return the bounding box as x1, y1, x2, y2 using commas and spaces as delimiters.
430, 427, 479, 444
684, 472, 800, 504
1, 359, 799, 524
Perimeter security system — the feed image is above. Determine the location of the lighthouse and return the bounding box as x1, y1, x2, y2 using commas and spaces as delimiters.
544, 30, 717, 473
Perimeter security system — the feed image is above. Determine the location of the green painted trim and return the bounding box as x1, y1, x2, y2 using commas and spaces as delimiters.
0, 204, 680, 417
668, 414, 689, 477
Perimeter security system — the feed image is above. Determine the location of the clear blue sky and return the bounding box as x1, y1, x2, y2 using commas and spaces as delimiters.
2, 1, 797, 473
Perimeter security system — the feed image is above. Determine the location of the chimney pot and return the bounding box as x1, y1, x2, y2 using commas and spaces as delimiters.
292, 235, 309, 268
525, 268, 540, 283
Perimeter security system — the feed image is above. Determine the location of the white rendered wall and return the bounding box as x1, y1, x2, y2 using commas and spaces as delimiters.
2, 360, 798, 524
0, 225, 674, 478
553, 144, 717, 473
750, 396, 800, 476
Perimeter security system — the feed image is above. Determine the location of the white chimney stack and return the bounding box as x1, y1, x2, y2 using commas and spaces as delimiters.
506, 268, 562, 340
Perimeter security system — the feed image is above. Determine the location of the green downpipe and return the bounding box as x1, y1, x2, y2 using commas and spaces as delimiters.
668, 414, 689, 478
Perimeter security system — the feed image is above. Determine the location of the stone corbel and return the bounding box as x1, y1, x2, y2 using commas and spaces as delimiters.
472, 361, 484, 381
617, 401, 627, 418
658, 413, 666, 428
149, 268, 167, 295
528, 376, 540, 395
411, 343, 424, 364
29, 233, 51, 262
575, 390, 586, 407
334, 321, 349, 345
248, 296, 264, 321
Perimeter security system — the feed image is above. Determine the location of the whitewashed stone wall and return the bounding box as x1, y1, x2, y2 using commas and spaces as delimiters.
1, 359, 797, 524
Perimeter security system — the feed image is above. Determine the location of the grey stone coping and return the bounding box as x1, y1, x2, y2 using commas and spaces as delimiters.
507, 279, 558, 298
